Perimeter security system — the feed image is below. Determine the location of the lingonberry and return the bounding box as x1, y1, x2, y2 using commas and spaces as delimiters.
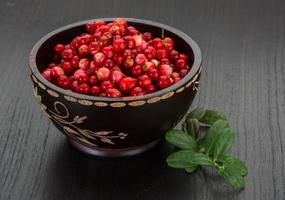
102, 46, 113, 58
119, 77, 137, 93
151, 38, 164, 49
160, 58, 171, 65
113, 54, 124, 65
110, 70, 124, 83
145, 84, 156, 93
71, 56, 79, 68
88, 42, 100, 55
78, 72, 89, 83
61, 61, 73, 74
54, 44, 65, 54
93, 52, 106, 67
96, 67, 111, 81
86, 22, 96, 33
158, 64, 173, 76
61, 49, 73, 60
78, 58, 90, 70
99, 92, 107, 97
78, 83, 90, 94
112, 38, 125, 53
57, 75, 71, 89
143, 32, 152, 41
70, 80, 80, 93
169, 50, 179, 61
173, 77, 181, 83
175, 59, 187, 70
104, 59, 114, 69
89, 75, 99, 85
163, 37, 174, 51
41, 69, 51, 81
144, 46, 156, 60
151, 59, 160, 67
135, 53, 147, 65
100, 81, 114, 91
138, 75, 151, 88
123, 49, 133, 59
73, 69, 86, 80
156, 49, 167, 60
95, 20, 106, 28
179, 53, 188, 61
143, 61, 155, 72
50, 66, 64, 78
157, 76, 173, 89
124, 35, 135, 49
133, 35, 143, 47
130, 86, 146, 96
147, 67, 159, 80
78, 44, 89, 57
90, 85, 100, 96
179, 69, 188, 78
79, 34, 92, 45
123, 57, 134, 68
106, 88, 122, 98
114, 18, 128, 28
131, 65, 143, 77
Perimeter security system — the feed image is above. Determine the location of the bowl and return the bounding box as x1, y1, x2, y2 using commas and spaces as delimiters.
29, 18, 202, 157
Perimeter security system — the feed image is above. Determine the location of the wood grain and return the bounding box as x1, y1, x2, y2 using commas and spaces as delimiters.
0, 0, 285, 199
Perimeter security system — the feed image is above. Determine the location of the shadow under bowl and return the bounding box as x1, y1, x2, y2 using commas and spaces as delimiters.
29, 18, 202, 157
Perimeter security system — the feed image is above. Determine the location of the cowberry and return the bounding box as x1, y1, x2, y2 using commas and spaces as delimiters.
57, 75, 71, 89
100, 81, 114, 91
112, 38, 125, 53
119, 77, 137, 93
93, 52, 106, 67
135, 53, 147, 65
158, 64, 173, 76
96, 67, 110, 81
90, 85, 100, 96
131, 65, 143, 77
130, 86, 146, 96
151, 38, 164, 49
110, 70, 124, 83
54, 44, 65, 54
61, 49, 73, 60
41, 69, 51, 81
50, 66, 64, 78
158, 76, 173, 89
138, 75, 151, 88
78, 83, 90, 94
106, 88, 121, 98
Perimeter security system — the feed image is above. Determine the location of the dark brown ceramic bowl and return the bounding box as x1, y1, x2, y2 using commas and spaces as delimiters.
29, 18, 202, 157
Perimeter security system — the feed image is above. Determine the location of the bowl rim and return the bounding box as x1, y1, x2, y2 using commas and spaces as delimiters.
29, 17, 202, 102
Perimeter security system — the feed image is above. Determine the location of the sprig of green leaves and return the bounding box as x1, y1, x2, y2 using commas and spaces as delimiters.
165, 108, 247, 189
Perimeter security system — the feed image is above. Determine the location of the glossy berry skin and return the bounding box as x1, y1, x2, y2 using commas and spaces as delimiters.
88, 42, 100, 55
78, 72, 89, 83
130, 86, 146, 96
143, 61, 155, 72
57, 75, 71, 89
90, 86, 100, 96
147, 67, 159, 80
144, 46, 156, 60
61, 49, 73, 60
78, 83, 90, 94
71, 56, 79, 68
163, 37, 174, 51
89, 75, 98, 85
110, 70, 124, 83
158, 64, 173, 76
113, 54, 124, 65
96, 67, 110, 81
112, 38, 125, 53
145, 84, 156, 93
156, 49, 167, 60
123, 57, 134, 68
173, 77, 181, 83
106, 88, 121, 98
124, 36, 136, 49
158, 75, 173, 89
133, 35, 143, 47
138, 75, 151, 88
151, 38, 164, 49
179, 69, 188, 78
102, 46, 114, 58
176, 59, 187, 70
41, 69, 51, 81
54, 44, 65, 54
143, 32, 152, 41
50, 66, 64, 79
78, 58, 90, 70
119, 77, 137, 93
78, 44, 89, 57
131, 65, 143, 77
169, 50, 179, 61
93, 52, 106, 67
135, 53, 147, 65
160, 58, 171, 65
100, 81, 114, 91
61, 61, 73, 74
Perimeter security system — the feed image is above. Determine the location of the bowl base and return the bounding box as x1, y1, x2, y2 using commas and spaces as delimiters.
68, 138, 161, 157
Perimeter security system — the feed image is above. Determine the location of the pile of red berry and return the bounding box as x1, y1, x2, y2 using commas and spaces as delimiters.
41, 18, 192, 98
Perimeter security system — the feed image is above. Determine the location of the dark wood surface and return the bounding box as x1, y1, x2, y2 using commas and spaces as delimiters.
1, 0, 285, 199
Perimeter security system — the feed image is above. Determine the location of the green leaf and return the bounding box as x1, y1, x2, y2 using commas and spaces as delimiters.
220, 171, 245, 189
185, 165, 199, 173
190, 153, 214, 166
202, 120, 229, 155
223, 156, 248, 176
187, 107, 206, 120
165, 129, 197, 151
199, 110, 227, 125
184, 118, 200, 139
167, 150, 197, 169
213, 127, 235, 159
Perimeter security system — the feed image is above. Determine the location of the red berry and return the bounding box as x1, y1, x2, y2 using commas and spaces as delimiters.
100, 81, 114, 91
151, 59, 160, 67
73, 69, 86, 80
173, 77, 181, 83
179, 69, 189, 78
110, 70, 124, 83
95, 20, 106, 28
179, 53, 188, 61
160, 58, 170, 65
163, 37, 174, 51
151, 38, 164, 49
176, 59, 187, 70
104, 59, 114, 69
41, 69, 51, 81
144, 46, 156, 60
112, 38, 125, 53
138, 75, 151, 88
130, 86, 146, 96
78, 83, 90, 94
54, 44, 65, 54
78, 58, 90, 70
145, 84, 156, 93
135, 53, 147, 65
106, 88, 122, 97
133, 35, 143, 47
123, 49, 133, 59
99, 92, 107, 97
171, 72, 180, 78
88, 42, 100, 55
143, 61, 155, 72
113, 54, 124, 65
48, 63, 56, 69
78, 72, 89, 83
131, 65, 143, 77
79, 34, 92, 44
109, 25, 121, 35
89, 75, 98, 85
147, 67, 159, 80
123, 57, 134, 68
71, 80, 80, 92
102, 46, 113, 58
61, 49, 73, 60
143, 32, 152, 41
93, 52, 106, 67
156, 49, 167, 60
78, 44, 89, 57
50, 66, 64, 78
57, 75, 71, 89
119, 77, 137, 93
90, 86, 100, 96
71, 56, 79, 68
96, 67, 110, 81
158, 64, 173, 76
114, 18, 128, 28
61, 61, 73, 74
158, 76, 173, 89
86, 22, 96, 33
169, 50, 179, 61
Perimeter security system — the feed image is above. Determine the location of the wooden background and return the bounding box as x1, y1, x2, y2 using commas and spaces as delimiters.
0, 0, 284, 199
